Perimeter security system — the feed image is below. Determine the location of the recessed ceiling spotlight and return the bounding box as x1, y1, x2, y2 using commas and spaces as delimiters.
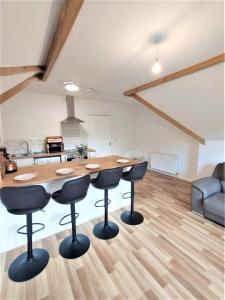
63, 81, 80, 92
85, 87, 99, 93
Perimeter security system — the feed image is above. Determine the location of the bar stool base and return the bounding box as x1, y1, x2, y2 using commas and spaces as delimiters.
59, 234, 90, 259
8, 248, 49, 282
93, 221, 119, 240
121, 211, 144, 225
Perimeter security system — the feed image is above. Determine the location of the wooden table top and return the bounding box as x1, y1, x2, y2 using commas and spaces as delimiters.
0, 155, 139, 188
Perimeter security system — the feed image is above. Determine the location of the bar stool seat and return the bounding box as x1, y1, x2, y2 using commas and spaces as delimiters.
52, 175, 91, 259
91, 167, 123, 240
0, 185, 50, 282
121, 161, 148, 225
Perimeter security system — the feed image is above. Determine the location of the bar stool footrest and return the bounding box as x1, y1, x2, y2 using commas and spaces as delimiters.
17, 223, 45, 235
122, 192, 132, 199
94, 199, 111, 208
59, 212, 79, 226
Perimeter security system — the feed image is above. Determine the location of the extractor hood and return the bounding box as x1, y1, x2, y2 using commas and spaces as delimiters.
61, 96, 84, 123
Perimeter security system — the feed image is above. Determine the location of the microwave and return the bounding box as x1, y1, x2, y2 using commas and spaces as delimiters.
46, 136, 64, 153
47, 143, 64, 153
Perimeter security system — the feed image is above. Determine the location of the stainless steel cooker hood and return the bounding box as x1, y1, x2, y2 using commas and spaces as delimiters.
61, 96, 84, 123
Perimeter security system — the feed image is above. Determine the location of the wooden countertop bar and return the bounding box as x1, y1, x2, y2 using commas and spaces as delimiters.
0, 155, 139, 188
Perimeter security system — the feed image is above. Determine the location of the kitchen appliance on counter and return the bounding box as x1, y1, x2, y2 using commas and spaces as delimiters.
0, 147, 7, 155
5, 157, 18, 173
0, 147, 8, 159
46, 136, 64, 153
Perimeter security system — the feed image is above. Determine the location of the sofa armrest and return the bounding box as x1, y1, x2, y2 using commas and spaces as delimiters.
192, 177, 221, 199
192, 186, 204, 215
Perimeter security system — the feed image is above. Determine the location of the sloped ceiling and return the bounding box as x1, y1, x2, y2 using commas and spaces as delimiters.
0, 0, 63, 66
1, 1, 224, 140
0, 0, 63, 93
26, 0, 224, 103
138, 63, 224, 140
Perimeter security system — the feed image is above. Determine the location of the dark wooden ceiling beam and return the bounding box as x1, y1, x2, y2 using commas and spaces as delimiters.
132, 93, 206, 145
124, 53, 225, 96
0, 75, 40, 104
0, 66, 43, 76
42, 0, 84, 81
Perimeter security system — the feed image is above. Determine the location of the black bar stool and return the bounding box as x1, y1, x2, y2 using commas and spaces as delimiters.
121, 161, 148, 225
91, 167, 123, 240
52, 175, 91, 259
0, 185, 50, 282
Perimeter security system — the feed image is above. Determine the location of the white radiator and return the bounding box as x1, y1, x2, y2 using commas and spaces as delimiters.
150, 152, 178, 175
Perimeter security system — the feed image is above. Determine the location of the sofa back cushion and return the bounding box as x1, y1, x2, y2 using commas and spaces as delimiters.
213, 163, 225, 180
192, 177, 221, 199
221, 180, 225, 193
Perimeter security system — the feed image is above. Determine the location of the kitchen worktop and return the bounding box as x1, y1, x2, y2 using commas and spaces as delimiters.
0, 155, 138, 187
12, 148, 96, 160
11, 152, 65, 160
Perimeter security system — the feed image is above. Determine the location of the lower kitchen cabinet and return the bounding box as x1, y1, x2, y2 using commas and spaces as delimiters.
14, 155, 67, 167
14, 158, 34, 167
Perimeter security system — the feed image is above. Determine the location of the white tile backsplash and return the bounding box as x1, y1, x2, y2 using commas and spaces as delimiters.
4, 138, 45, 155
4, 136, 88, 155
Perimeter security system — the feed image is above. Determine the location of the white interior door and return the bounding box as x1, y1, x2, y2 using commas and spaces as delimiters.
88, 115, 112, 157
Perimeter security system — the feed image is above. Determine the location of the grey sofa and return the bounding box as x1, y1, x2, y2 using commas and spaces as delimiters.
192, 163, 225, 226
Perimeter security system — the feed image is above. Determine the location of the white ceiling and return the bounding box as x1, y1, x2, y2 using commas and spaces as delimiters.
25, 0, 224, 103
1, 0, 224, 139
0, 0, 63, 94
0, 0, 63, 66
1, 1, 224, 101
139, 63, 224, 140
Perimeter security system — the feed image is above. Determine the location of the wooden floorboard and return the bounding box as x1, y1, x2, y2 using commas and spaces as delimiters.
0, 170, 224, 300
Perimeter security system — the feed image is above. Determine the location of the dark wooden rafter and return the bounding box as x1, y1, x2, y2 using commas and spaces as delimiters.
0, 75, 40, 104
0, 0, 84, 103
124, 53, 225, 96
0, 66, 44, 76
132, 94, 206, 145
42, 0, 84, 81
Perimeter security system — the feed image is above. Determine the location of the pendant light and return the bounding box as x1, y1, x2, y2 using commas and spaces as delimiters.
152, 35, 162, 75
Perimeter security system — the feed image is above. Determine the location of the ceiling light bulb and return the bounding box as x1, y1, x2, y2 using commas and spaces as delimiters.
152, 59, 161, 74
64, 81, 80, 92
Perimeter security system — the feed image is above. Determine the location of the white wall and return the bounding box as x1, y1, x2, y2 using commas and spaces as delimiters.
1, 90, 136, 155
134, 103, 224, 181
1, 91, 66, 139
197, 140, 225, 178
134, 104, 199, 181
1, 90, 223, 181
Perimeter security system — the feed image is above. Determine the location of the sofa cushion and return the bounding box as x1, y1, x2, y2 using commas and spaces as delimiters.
212, 163, 225, 180
204, 193, 225, 219
221, 180, 225, 193
192, 177, 221, 199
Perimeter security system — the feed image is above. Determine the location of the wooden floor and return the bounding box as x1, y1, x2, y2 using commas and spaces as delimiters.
0, 171, 224, 300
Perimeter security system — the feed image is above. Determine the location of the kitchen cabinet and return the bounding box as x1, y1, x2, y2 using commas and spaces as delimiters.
14, 154, 67, 167
34, 155, 67, 165
14, 158, 34, 167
